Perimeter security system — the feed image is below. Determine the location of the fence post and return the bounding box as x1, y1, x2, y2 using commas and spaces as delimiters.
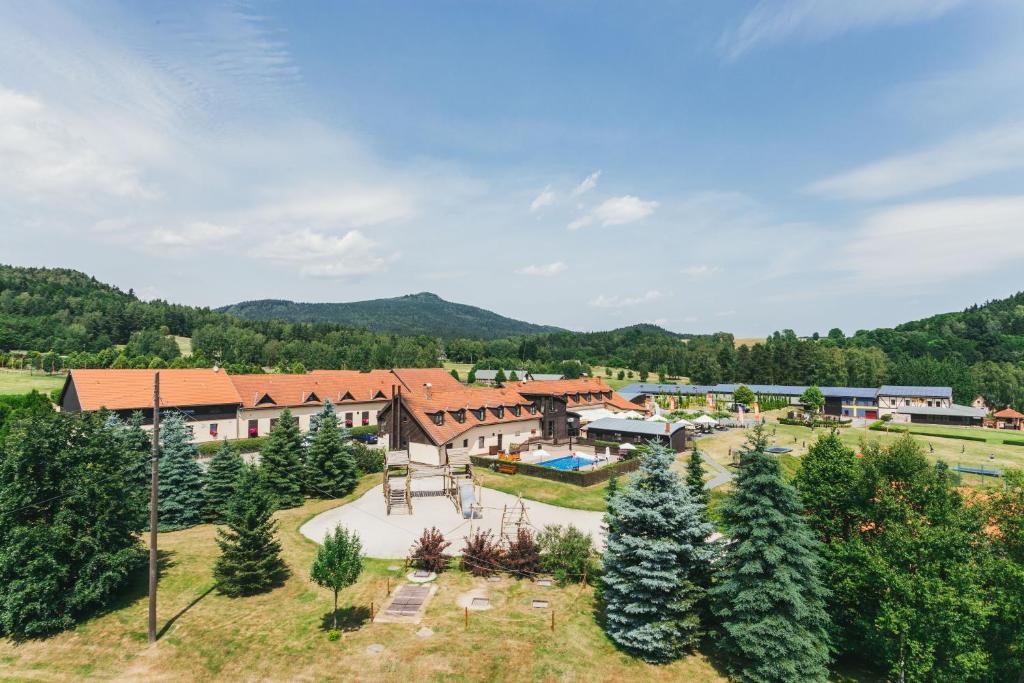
551, 610, 555, 632
387, 577, 391, 595
464, 606, 469, 629
370, 601, 374, 623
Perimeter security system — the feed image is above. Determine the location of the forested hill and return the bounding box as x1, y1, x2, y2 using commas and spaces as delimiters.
218, 293, 564, 339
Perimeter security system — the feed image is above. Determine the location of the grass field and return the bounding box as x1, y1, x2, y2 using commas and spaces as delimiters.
0, 369, 64, 397
870, 421, 1024, 445
173, 336, 193, 357
476, 468, 611, 511
0, 474, 725, 682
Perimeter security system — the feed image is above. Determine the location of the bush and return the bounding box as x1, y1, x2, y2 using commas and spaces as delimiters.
353, 443, 385, 474
461, 530, 504, 577
538, 524, 595, 585
410, 527, 451, 573
504, 528, 541, 578
868, 423, 989, 442
327, 629, 341, 641
197, 436, 268, 456
1003, 439, 1024, 447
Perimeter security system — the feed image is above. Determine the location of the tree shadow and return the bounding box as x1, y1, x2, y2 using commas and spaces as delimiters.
106, 548, 178, 613
157, 584, 216, 640
319, 605, 371, 632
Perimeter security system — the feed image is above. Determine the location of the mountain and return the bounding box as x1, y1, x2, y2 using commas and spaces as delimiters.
218, 292, 564, 340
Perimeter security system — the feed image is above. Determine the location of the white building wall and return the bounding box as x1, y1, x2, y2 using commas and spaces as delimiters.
442, 419, 541, 456
237, 401, 386, 438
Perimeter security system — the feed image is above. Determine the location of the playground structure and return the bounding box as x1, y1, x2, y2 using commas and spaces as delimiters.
384, 447, 482, 518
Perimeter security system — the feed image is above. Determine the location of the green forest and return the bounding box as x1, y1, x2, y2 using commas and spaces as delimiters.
3, 264, 1024, 409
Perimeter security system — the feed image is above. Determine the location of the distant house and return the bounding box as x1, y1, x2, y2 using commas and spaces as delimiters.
529, 373, 564, 381
584, 417, 690, 452
993, 407, 1024, 431
876, 385, 952, 416
972, 395, 989, 411
509, 377, 638, 441
893, 403, 987, 427
473, 369, 529, 386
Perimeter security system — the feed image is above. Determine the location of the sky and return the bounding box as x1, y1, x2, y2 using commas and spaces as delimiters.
2, 0, 1023, 336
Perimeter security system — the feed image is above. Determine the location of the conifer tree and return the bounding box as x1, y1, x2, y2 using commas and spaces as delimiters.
158, 414, 204, 531
686, 449, 709, 508
305, 406, 359, 498
711, 425, 832, 682
108, 410, 152, 528
450, 368, 461, 382
495, 369, 507, 383
260, 407, 304, 508
601, 442, 714, 662
202, 441, 245, 524
213, 466, 289, 597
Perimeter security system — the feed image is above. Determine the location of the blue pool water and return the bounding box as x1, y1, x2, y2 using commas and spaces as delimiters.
540, 455, 595, 471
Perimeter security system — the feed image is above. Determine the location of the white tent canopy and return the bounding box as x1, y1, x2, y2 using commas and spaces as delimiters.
620, 410, 643, 419
618, 442, 637, 451
693, 414, 718, 426
645, 414, 669, 422
673, 419, 695, 428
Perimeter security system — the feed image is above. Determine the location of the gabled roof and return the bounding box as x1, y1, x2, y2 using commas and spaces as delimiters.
994, 407, 1024, 419
390, 368, 463, 395
878, 385, 953, 399
63, 368, 242, 411
510, 377, 637, 411
897, 403, 987, 418
586, 417, 687, 436
236, 370, 397, 409
395, 386, 539, 445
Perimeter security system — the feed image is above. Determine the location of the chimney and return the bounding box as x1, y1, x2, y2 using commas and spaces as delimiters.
665, 420, 671, 434
424, 382, 432, 399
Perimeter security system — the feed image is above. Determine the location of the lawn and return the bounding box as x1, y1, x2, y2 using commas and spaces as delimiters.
0, 369, 65, 397
476, 468, 611, 511
173, 336, 193, 357
870, 421, 1024, 445
0, 473, 725, 682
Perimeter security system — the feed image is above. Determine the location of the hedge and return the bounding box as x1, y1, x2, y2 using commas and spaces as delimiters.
471, 454, 641, 487
778, 417, 851, 427
1003, 438, 1024, 447
197, 435, 269, 455
868, 423, 989, 442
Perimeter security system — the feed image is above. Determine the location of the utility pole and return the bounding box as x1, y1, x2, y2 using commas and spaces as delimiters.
148, 372, 160, 644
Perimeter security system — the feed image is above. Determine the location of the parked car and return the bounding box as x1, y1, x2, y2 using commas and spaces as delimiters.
728, 402, 751, 413
354, 432, 379, 445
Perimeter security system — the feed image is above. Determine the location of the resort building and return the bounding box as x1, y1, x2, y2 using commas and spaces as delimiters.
992, 408, 1024, 430
58, 368, 243, 443
876, 385, 952, 415
473, 369, 529, 385
893, 403, 987, 426
583, 416, 690, 452
508, 377, 640, 440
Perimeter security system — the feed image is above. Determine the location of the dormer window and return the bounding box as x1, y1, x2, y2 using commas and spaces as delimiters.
573, 393, 580, 402
528, 405, 537, 415
305, 391, 320, 403
475, 408, 486, 420
373, 390, 387, 399
511, 405, 520, 416
495, 406, 504, 418
584, 392, 592, 402
340, 391, 355, 402
454, 409, 466, 423
255, 393, 275, 406
433, 412, 445, 426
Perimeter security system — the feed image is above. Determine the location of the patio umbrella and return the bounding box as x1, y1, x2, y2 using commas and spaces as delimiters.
693, 414, 718, 426
645, 414, 669, 422
673, 419, 695, 428
618, 442, 637, 451
533, 449, 550, 458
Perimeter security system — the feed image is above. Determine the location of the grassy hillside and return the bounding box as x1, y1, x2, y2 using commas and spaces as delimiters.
219, 292, 563, 339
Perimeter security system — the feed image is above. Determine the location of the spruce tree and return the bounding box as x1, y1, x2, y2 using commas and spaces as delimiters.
108, 411, 152, 528
711, 425, 832, 683
601, 442, 714, 662
213, 466, 289, 597
158, 414, 204, 531
202, 441, 245, 524
306, 406, 359, 498
686, 449, 709, 508
260, 407, 304, 509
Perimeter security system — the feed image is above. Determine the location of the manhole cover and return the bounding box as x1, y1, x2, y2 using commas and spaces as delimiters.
413, 569, 431, 578
537, 579, 552, 587
471, 597, 490, 608
417, 627, 434, 638
532, 600, 549, 609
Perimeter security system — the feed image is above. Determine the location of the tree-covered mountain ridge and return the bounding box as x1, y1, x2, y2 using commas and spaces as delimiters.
217, 292, 564, 339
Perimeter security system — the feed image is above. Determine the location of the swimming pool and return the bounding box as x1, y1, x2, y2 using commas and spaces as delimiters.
540, 454, 595, 471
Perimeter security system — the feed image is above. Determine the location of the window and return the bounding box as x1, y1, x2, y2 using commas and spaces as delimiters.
185, 425, 194, 439
463, 439, 468, 448
305, 392, 320, 403
362, 411, 370, 426
495, 406, 504, 418
256, 393, 275, 406
269, 418, 278, 431
528, 405, 537, 415
433, 412, 444, 426
248, 419, 258, 437
340, 391, 354, 401
478, 436, 485, 449
475, 408, 485, 420
455, 410, 466, 423
209, 423, 218, 437
511, 405, 520, 416
345, 412, 353, 427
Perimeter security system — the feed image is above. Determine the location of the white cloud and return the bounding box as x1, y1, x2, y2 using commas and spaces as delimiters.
515, 262, 568, 277
715, 310, 737, 318
569, 194, 658, 230
589, 290, 664, 309
0, 87, 156, 201
572, 170, 601, 197
530, 185, 556, 212
807, 122, 1024, 200
250, 229, 398, 278
247, 185, 416, 228
841, 195, 1024, 282
681, 264, 717, 279
147, 221, 241, 249
720, 0, 966, 60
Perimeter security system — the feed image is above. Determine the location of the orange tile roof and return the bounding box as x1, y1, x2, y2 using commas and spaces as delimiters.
239, 370, 398, 409
509, 377, 637, 411
391, 367, 463, 395
64, 368, 242, 411
396, 385, 539, 445
993, 408, 1024, 419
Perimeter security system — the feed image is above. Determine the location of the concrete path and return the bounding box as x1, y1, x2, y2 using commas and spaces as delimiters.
702, 454, 735, 490
301, 485, 606, 559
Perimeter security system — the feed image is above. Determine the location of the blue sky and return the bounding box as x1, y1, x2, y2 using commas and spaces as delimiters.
2, 1, 1023, 336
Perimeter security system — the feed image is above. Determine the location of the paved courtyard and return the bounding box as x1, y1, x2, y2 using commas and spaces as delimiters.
300, 484, 606, 558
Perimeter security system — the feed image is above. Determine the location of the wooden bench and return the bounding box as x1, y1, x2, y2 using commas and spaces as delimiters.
497, 463, 518, 475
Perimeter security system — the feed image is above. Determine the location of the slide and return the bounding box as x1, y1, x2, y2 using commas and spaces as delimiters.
460, 481, 480, 519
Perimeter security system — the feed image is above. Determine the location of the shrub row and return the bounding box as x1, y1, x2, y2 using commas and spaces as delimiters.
1002, 438, 1024, 447
196, 435, 269, 455
471, 454, 641, 486
778, 417, 851, 427
868, 423, 989, 442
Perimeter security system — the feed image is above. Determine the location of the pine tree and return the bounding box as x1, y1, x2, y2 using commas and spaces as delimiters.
305, 407, 359, 498
601, 442, 714, 662
158, 414, 204, 531
202, 441, 245, 524
260, 407, 304, 509
213, 466, 289, 597
711, 425, 832, 682
311, 525, 363, 630
108, 410, 152, 528
686, 449, 709, 508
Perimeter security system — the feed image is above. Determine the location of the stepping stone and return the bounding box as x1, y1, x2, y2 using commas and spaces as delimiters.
366, 644, 385, 654
413, 569, 431, 578
417, 627, 434, 638
471, 597, 491, 608
537, 579, 553, 587
532, 600, 550, 609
